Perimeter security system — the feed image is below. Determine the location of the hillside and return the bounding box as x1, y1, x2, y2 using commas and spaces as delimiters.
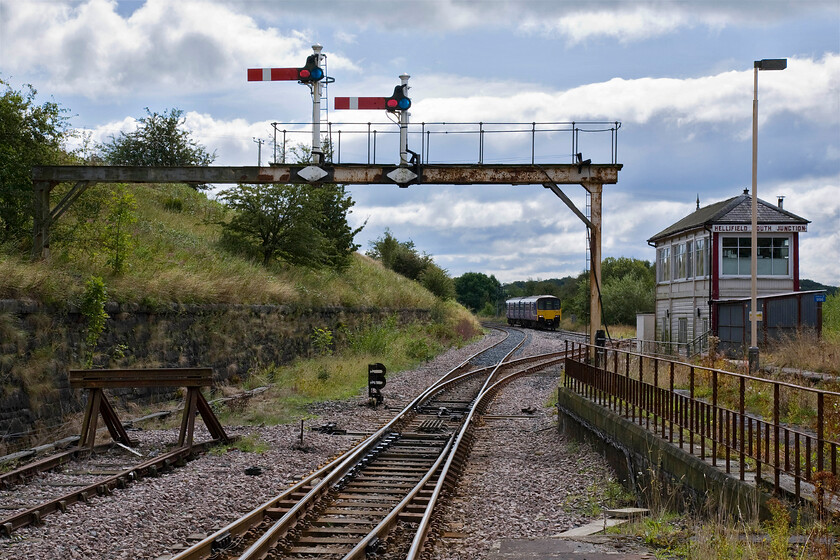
0, 181, 480, 450
0, 182, 447, 309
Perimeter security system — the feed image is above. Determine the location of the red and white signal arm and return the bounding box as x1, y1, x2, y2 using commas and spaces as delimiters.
247, 68, 300, 81
334, 97, 388, 110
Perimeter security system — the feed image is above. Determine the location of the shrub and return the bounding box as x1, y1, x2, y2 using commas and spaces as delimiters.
80, 276, 108, 367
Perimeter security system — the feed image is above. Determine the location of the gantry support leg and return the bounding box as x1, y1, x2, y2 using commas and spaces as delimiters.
195, 391, 230, 443
177, 388, 230, 448
178, 387, 200, 449
31, 181, 54, 260
582, 181, 604, 354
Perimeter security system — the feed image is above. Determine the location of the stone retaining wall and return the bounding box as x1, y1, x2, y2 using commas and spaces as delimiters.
0, 299, 430, 446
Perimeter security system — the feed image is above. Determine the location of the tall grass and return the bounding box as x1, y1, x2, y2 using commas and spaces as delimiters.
0, 182, 441, 310
215, 304, 481, 425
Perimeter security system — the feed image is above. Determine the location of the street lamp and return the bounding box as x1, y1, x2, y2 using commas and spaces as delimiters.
750, 58, 787, 373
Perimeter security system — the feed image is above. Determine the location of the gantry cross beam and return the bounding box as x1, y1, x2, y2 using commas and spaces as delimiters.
31, 162, 622, 347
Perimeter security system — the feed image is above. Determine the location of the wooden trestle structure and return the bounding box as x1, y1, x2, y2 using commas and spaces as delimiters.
69, 367, 229, 449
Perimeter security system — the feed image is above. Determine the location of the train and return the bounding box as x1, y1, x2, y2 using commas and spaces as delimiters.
505, 295, 562, 330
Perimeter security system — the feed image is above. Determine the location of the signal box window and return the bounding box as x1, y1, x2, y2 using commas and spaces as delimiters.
657, 247, 671, 283
722, 236, 789, 276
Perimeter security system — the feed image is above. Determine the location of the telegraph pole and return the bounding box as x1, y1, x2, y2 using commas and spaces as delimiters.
253, 137, 264, 167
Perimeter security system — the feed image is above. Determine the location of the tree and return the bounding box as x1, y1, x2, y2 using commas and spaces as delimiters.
100, 108, 215, 172
420, 263, 456, 300
568, 257, 654, 324
218, 183, 324, 267
103, 186, 137, 275
0, 79, 71, 244
218, 139, 364, 269
367, 229, 431, 281
312, 183, 364, 270
455, 272, 501, 312
367, 230, 454, 299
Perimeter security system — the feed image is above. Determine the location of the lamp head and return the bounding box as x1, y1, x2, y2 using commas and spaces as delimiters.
755, 59, 787, 71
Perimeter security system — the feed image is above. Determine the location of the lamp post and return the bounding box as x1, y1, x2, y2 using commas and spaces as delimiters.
750, 58, 786, 373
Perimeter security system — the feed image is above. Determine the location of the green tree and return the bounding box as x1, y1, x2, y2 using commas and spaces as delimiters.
81, 276, 109, 367
568, 257, 654, 324
0, 79, 71, 245
367, 230, 454, 299
420, 263, 456, 300
455, 272, 501, 312
100, 108, 215, 172
218, 183, 323, 267
312, 183, 364, 270
218, 141, 363, 269
103, 186, 137, 275
367, 229, 430, 281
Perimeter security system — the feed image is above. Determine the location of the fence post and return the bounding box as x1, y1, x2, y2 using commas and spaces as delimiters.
774, 382, 781, 493
711, 369, 716, 466
739, 375, 746, 481
690, 367, 696, 456
817, 392, 824, 474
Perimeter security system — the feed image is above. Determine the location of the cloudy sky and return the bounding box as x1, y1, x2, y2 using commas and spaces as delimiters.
1, 0, 838, 285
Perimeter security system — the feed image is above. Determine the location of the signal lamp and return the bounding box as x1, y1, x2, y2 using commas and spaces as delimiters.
385, 85, 411, 111
298, 54, 324, 82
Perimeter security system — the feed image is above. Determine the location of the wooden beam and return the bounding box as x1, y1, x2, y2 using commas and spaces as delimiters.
69, 368, 213, 389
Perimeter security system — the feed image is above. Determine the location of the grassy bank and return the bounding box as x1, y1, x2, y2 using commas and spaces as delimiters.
0, 182, 440, 310
209, 302, 481, 425
0, 181, 482, 451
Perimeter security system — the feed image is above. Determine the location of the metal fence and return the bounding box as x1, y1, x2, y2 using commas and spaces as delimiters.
635, 331, 710, 360
563, 340, 840, 511
266, 121, 621, 166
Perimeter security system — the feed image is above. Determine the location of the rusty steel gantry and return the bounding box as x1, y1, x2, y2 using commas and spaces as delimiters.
31, 161, 621, 348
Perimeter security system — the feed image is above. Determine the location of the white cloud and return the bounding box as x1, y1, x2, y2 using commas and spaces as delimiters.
230, 0, 836, 42
0, 0, 357, 97
519, 6, 695, 45
412, 55, 840, 127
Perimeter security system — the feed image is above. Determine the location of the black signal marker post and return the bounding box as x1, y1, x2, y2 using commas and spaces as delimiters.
368, 363, 386, 406
247, 44, 327, 163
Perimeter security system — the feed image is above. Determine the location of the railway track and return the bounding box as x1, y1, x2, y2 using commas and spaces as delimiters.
0, 434, 221, 537
166, 326, 567, 560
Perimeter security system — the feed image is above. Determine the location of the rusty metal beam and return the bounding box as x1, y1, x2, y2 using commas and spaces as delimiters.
32, 163, 621, 185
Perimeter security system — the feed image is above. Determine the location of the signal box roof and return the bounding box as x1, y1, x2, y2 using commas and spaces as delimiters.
647, 191, 809, 244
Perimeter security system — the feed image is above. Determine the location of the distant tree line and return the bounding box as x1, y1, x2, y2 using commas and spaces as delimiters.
452, 257, 656, 326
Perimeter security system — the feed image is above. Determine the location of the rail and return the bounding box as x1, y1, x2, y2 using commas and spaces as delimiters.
169, 328, 515, 559
562, 340, 840, 511
267, 120, 621, 166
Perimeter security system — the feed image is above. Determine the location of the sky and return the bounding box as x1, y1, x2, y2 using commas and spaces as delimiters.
1, 0, 838, 285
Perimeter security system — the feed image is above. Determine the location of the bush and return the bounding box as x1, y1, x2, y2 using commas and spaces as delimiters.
80, 276, 108, 367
